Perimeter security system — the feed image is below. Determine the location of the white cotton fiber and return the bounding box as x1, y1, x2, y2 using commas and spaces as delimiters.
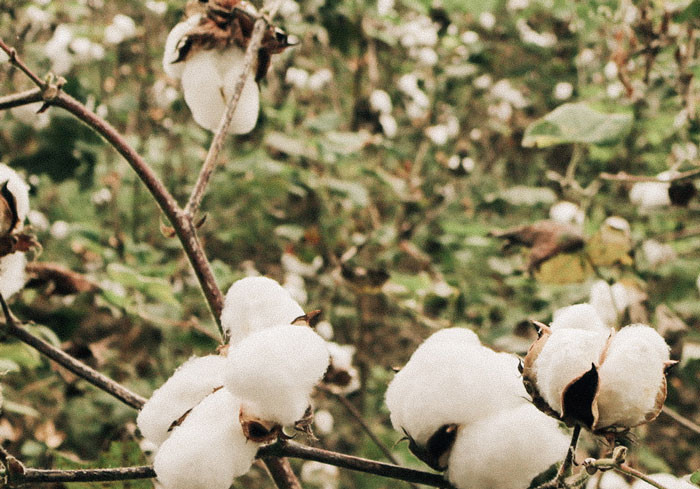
162, 14, 201, 79
223, 325, 329, 425
629, 181, 671, 210
326, 342, 360, 393
590, 280, 630, 327
221, 276, 305, 345
595, 325, 670, 429
0, 252, 27, 299
153, 389, 259, 489
585, 470, 630, 489
631, 474, 699, 489
137, 355, 228, 446
385, 329, 526, 446
551, 303, 609, 334
180, 48, 259, 134
446, 403, 570, 489
534, 328, 608, 415
0, 164, 30, 227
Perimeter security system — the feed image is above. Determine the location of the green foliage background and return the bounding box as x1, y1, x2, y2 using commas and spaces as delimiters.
1, 0, 700, 486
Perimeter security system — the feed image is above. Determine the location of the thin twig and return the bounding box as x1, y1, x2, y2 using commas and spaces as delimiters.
661, 405, 700, 435
0, 295, 146, 410
185, 18, 267, 219
0, 38, 46, 88
0, 87, 42, 111
599, 167, 700, 183
614, 464, 670, 489
14, 466, 156, 485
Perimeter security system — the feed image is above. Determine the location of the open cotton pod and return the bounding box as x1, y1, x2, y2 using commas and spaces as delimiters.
0, 164, 32, 298
523, 320, 672, 434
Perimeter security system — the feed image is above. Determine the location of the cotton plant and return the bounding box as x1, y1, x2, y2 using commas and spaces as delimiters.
162, 0, 294, 134
385, 328, 570, 487
137, 276, 331, 489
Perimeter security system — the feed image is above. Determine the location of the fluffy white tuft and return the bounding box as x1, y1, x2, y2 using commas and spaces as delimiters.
180, 48, 259, 134
162, 15, 201, 79
137, 355, 228, 446
223, 325, 329, 425
589, 280, 630, 327
629, 181, 671, 210
446, 403, 570, 489
551, 303, 610, 334
595, 325, 670, 429
385, 328, 526, 446
153, 389, 258, 489
0, 164, 30, 226
534, 328, 608, 415
0, 253, 27, 299
585, 471, 631, 489
630, 474, 698, 489
221, 276, 305, 345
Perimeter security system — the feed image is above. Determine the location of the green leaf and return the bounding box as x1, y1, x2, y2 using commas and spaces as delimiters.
106, 264, 179, 307
673, 0, 700, 23
522, 103, 633, 148
690, 470, 700, 485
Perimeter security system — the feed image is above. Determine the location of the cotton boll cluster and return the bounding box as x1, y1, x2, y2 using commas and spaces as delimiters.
523, 318, 672, 432
223, 324, 329, 426
221, 276, 305, 345
162, 15, 259, 134
386, 328, 569, 487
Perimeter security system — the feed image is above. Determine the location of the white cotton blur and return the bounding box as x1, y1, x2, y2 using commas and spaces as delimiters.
137, 355, 228, 447
162, 14, 202, 79
0, 253, 27, 299
223, 325, 330, 426
221, 276, 305, 345
314, 409, 334, 435
446, 403, 570, 489
549, 201, 584, 227
301, 461, 340, 489
642, 239, 676, 268
0, 164, 31, 227
551, 303, 609, 334
631, 474, 698, 489
595, 325, 670, 429
326, 342, 360, 393
589, 280, 630, 327
153, 389, 259, 489
629, 179, 671, 210
534, 328, 608, 415
585, 471, 631, 489
385, 328, 526, 446
180, 48, 260, 134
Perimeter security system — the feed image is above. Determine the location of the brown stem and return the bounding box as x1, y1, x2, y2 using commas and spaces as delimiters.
13, 466, 156, 485
614, 464, 670, 489
599, 167, 700, 182
0, 39, 46, 88
660, 405, 700, 435
0, 295, 146, 410
0, 88, 43, 111
262, 457, 303, 489
185, 18, 268, 220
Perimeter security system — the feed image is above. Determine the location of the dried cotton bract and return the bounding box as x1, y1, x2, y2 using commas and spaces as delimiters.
136, 355, 228, 446
0, 164, 31, 299
221, 276, 305, 344
223, 324, 330, 426
153, 389, 259, 489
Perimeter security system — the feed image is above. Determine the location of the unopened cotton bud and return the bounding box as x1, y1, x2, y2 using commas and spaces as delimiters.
137, 355, 228, 446
221, 276, 305, 345
223, 324, 329, 426
533, 328, 608, 415
594, 325, 670, 429
0, 253, 28, 299
180, 48, 260, 134
153, 389, 258, 489
551, 303, 609, 334
386, 328, 527, 446
446, 404, 570, 489
162, 14, 202, 79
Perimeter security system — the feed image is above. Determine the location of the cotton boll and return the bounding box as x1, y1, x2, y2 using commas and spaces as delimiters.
629, 181, 671, 210
446, 404, 570, 489
163, 14, 202, 79
221, 276, 304, 345
285, 67, 310, 89
386, 335, 527, 446
137, 355, 228, 446
153, 389, 258, 489
551, 304, 609, 334
223, 325, 330, 426
0, 253, 27, 299
534, 328, 608, 415
369, 89, 393, 114
585, 470, 631, 489
314, 409, 334, 435
0, 164, 30, 226
325, 342, 360, 393
549, 201, 584, 227
589, 280, 630, 327
642, 239, 676, 268
180, 48, 260, 134
595, 325, 670, 429
378, 114, 398, 138
630, 474, 698, 489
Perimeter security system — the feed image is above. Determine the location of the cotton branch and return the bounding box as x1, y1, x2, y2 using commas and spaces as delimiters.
0, 88, 42, 111
0, 295, 147, 410
583, 447, 671, 489
599, 168, 700, 183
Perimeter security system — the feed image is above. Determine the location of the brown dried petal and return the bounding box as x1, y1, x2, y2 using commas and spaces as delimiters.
240, 408, 281, 443
405, 424, 459, 472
